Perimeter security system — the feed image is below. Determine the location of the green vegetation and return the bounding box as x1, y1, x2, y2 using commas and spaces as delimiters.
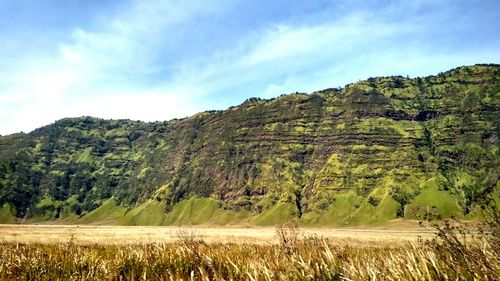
78, 198, 127, 224
0, 64, 498, 225
0, 203, 16, 224
120, 200, 167, 225
406, 177, 462, 219
252, 203, 297, 226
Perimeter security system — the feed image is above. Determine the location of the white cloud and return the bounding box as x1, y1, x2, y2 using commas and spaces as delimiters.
170, 2, 499, 99
0, 0, 221, 134
0, 85, 202, 134
60, 45, 85, 64
60, 0, 224, 78
169, 12, 419, 98
64, 90, 201, 122
0, 0, 498, 135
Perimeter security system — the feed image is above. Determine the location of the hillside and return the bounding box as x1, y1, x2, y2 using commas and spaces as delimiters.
0, 64, 498, 226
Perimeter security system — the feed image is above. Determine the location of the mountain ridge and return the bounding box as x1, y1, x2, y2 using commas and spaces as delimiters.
0, 64, 498, 226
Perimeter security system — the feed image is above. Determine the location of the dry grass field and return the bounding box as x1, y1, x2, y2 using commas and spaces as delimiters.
0, 221, 498, 280
0, 223, 435, 245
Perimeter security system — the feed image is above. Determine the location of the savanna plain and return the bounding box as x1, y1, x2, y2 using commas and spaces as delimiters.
0, 221, 498, 280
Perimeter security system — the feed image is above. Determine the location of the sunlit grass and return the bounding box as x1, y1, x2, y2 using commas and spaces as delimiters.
0, 222, 497, 280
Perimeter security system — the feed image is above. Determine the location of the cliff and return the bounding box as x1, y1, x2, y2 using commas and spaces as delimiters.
0, 64, 498, 225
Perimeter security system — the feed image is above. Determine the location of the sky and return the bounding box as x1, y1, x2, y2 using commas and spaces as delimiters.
0, 0, 499, 135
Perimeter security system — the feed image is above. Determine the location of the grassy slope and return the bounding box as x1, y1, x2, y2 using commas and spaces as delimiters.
77, 198, 128, 225
80, 195, 417, 227
406, 178, 461, 219
252, 203, 297, 226
120, 200, 167, 226
0, 204, 16, 224
77, 197, 249, 226
163, 197, 220, 225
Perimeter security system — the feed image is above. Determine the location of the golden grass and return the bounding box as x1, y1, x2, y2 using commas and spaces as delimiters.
0, 222, 497, 280
0, 233, 497, 280
0, 224, 435, 245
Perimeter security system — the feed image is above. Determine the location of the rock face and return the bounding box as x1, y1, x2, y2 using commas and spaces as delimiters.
0, 64, 498, 225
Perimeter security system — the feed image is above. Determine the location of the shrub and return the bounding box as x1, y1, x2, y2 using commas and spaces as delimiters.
275, 221, 301, 253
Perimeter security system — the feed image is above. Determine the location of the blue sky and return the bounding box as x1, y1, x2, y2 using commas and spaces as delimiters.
0, 0, 499, 134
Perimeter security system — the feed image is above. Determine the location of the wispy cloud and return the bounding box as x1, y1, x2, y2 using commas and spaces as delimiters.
172, 0, 500, 99
0, 0, 223, 134
0, 0, 499, 134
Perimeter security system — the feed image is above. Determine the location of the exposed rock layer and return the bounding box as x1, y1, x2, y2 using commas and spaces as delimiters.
0, 64, 498, 225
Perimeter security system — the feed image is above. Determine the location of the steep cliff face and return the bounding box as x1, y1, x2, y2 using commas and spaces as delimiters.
0, 64, 498, 225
